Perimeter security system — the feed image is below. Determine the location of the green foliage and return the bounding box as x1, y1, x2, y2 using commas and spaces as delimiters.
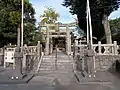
37, 7, 60, 46
110, 18, 120, 33
40, 7, 60, 24
63, 0, 120, 40
110, 18, 120, 43
32, 31, 44, 46
0, 0, 36, 47
10, 11, 21, 25
24, 22, 35, 45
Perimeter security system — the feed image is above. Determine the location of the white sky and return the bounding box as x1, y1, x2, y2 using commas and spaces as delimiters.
30, 0, 120, 26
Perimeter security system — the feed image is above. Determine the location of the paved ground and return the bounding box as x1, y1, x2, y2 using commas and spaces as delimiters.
0, 81, 120, 90
0, 52, 120, 90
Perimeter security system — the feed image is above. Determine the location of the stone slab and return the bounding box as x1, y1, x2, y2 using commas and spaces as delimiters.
74, 71, 119, 84
0, 67, 35, 84
0, 74, 34, 84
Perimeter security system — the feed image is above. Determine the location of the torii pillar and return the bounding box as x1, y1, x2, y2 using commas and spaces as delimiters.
66, 26, 71, 55
45, 26, 50, 55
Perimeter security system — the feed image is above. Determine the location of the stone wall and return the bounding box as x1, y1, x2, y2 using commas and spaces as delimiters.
75, 55, 87, 72
95, 55, 120, 71
75, 55, 120, 72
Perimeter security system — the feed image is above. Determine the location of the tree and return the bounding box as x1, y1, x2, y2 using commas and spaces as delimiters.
110, 18, 120, 44
110, 18, 120, 33
40, 7, 60, 24
23, 0, 36, 45
98, 0, 119, 44
32, 31, 44, 46
39, 7, 60, 47
63, 0, 120, 44
0, 0, 36, 47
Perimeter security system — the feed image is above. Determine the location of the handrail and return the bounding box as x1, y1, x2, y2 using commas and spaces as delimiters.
36, 54, 43, 74
68, 55, 76, 73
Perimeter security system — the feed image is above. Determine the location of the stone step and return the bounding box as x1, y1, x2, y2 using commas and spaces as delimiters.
38, 70, 74, 75
42, 60, 72, 62
40, 67, 73, 70
40, 65, 73, 68
55, 57, 70, 59
39, 67, 73, 70
42, 60, 73, 63
43, 56, 69, 58
41, 63, 73, 65
40, 64, 73, 69
43, 55, 69, 58
44, 56, 69, 57
42, 61, 72, 63
43, 57, 71, 59
39, 67, 73, 71
40, 64, 73, 67
41, 62, 73, 65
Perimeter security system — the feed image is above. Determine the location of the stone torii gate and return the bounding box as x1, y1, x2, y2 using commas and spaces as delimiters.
39, 23, 77, 55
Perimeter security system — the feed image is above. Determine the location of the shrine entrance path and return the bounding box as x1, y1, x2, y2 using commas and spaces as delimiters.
0, 52, 120, 90
30, 52, 78, 85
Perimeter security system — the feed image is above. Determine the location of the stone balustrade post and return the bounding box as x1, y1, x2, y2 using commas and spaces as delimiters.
75, 39, 78, 53
40, 44, 42, 56
98, 41, 101, 55
50, 38, 53, 54
79, 40, 82, 51
37, 41, 40, 58
23, 44, 27, 69
75, 39, 78, 46
114, 41, 118, 55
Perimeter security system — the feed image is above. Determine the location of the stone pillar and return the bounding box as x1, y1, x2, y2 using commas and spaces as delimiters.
37, 41, 40, 59
17, 24, 20, 49
66, 26, 71, 55
70, 35, 71, 55
75, 39, 78, 54
66, 26, 68, 54
114, 41, 118, 55
98, 41, 101, 55
86, 49, 95, 77
13, 48, 23, 78
40, 44, 43, 56
45, 26, 49, 55
79, 40, 82, 51
22, 44, 27, 69
75, 39, 78, 46
50, 38, 53, 54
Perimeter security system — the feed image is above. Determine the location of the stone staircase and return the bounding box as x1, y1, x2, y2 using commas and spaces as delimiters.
39, 55, 73, 72
31, 52, 78, 85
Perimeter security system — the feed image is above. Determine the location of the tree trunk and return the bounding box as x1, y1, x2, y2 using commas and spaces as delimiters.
17, 24, 21, 48
102, 14, 112, 44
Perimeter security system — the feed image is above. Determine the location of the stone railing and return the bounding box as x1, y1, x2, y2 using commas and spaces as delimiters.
0, 41, 43, 72
23, 45, 37, 55
72, 41, 120, 72
0, 48, 4, 55
93, 41, 118, 55
72, 41, 119, 56
23, 41, 43, 56
22, 41, 43, 72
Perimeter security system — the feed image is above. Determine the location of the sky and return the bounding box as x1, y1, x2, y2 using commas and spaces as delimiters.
30, 0, 120, 26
